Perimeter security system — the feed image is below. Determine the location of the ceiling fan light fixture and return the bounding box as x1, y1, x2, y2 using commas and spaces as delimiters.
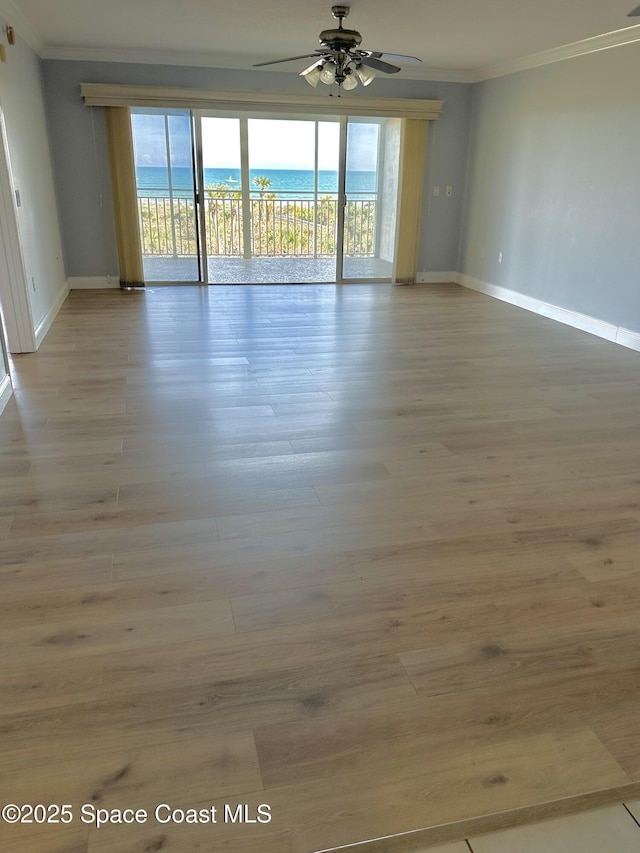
356, 65, 376, 86
252, 6, 422, 93
319, 61, 337, 84
300, 63, 322, 87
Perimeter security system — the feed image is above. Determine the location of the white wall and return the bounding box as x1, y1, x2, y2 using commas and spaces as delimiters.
459, 42, 640, 334
0, 312, 10, 414
0, 243, 12, 414
0, 12, 67, 346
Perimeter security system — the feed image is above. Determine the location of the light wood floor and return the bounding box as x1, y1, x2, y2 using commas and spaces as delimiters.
1, 283, 640, 853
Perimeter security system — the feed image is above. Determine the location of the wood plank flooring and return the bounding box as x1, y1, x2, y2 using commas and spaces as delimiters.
1, 283, 640, 852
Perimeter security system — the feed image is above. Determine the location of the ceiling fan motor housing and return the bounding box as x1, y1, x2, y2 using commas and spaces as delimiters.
319, 27, 362, 50
320, 5, 361, 51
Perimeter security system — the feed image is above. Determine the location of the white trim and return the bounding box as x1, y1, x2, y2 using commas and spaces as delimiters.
68, 275, 119, 289
611, 327, 640, 352
34, 283, 69, 347
416, 271, 458, 284
456, 273, 640, 353
0, 371, 12, 416
81, 84, 444, 120
0, 106, 36, 354
0, 0, 44, 55
42, 45, 475, 82
40, 24, 640, 84
475, 24, 640, 81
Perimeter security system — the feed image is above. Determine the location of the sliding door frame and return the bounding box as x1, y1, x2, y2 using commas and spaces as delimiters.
335, 116, 347, 285
91, 85, 441, 287
192, 112, 208, 285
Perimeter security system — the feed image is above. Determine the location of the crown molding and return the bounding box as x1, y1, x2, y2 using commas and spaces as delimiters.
34, 22, 640, 85
394, 65, 475, 83
41, 46, 270, 67
474, 23, 640, 81
41, 44, 475, 83
0, 0, 43, 54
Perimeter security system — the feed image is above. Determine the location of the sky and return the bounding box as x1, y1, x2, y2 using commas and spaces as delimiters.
131, 111, 379, 171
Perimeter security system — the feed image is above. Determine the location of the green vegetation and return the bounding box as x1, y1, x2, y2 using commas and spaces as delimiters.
138, 177, 375, 259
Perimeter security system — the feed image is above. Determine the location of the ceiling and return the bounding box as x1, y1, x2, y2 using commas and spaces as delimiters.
6, 0, 640, 81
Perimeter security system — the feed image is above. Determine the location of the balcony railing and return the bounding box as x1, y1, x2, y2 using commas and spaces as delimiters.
137, 194, 377, 259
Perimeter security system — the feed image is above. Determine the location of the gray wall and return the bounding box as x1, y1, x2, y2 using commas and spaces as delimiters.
460, 42, 640, 331
42, 60, 472, 278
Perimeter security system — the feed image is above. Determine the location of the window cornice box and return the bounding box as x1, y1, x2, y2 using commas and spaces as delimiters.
80, 84, 444, 121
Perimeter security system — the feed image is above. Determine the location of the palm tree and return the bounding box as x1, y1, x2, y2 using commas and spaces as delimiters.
252, 175, 272, 197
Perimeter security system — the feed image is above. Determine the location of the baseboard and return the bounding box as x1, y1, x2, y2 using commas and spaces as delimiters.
67, 276, 119, 289
613, 327, 640, 351
0, 372, 12, 416
416, 271, 458, 284
34, 284, 70, 348
456, 273, 640, 353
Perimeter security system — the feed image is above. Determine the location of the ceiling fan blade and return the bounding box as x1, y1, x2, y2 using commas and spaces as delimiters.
365, 51, 422, 65
628, 4, 640, 14
253, 53, 323, 68
360, 56, 401, 74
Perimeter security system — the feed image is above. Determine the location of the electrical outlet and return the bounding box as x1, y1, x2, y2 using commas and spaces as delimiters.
446, 185, 453, 196
433, 186, 440, 197
498, 252, 503, 264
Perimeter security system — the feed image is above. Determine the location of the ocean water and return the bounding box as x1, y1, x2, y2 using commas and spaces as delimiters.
136, 166, 376, 198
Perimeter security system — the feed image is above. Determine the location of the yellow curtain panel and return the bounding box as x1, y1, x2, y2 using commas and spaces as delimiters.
104, 106, 144, 288
394, 118, 429, 285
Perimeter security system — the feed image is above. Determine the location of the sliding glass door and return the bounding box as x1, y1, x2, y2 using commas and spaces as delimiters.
338, 117, 399, 282
199, 116, 340, 283
131, 109, 399, 284
131, 108, 201, 283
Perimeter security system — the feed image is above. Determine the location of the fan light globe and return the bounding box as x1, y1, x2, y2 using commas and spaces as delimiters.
301, 64, 322, 87
320, 61, 337, 84
342, 73, 358, 90
356, 66, 376, 86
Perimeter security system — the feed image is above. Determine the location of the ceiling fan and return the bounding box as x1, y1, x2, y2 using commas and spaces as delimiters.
253, 5, 422, 91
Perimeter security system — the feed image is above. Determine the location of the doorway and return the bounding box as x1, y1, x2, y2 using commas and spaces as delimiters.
131, 110, 400, 285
